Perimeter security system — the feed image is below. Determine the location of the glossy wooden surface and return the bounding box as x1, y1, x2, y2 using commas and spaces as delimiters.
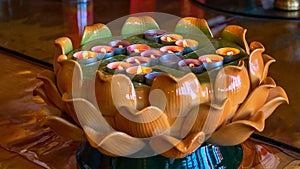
0, 0, 299, 168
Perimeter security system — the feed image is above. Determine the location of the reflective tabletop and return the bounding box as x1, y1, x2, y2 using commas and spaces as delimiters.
0, 0, 299, 168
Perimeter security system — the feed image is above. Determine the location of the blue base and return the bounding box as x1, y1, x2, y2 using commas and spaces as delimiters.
76, 142, 243, 169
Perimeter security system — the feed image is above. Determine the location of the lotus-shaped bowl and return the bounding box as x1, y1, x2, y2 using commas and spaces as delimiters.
34, 15, 288, 159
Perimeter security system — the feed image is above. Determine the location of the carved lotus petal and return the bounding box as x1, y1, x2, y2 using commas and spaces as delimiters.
109, 74, 170, 137
56, 59, 83, 96
261, 54, 276, 84
80, 23, 112, 46
214, 60, 250, 107
233, 77, 276, 121
41, 115, 85, 142
95, 71, 118, 117
61, 93, 81, 126
35, 70, 65, 111
207, 111, 265, 146
66, 95, 149, 156
115, 106, 170, 138
121, 16, 160, 35
150, 131, 205, 158
250, 41, 264, 51
248, 41, 276, 89
175, 17, 213, 38
33, 84, 53, 107
258, 86, 289, 119
150, 73, 201, 119
111, 74, 137, 110
54, 37, 73, 74
70, 96, 113, 134
221, 25, 250, 54
84, 126, 145, 157
185, 99, 231, 137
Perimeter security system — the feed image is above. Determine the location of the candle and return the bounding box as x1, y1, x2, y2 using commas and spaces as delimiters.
91, 45, 115, 60
126, 56, 151, 66
198, 54, 224, 70
216, 47, 241, 63
178, 59, 204, 74
126, 65, 152, 82
73, 50, 98, 64
160, 46, 184, 56
141, 49, 163, 65
127, 44, 151, 56
106, 61, 132, 74
175, 39, 199, 54
145, 72, 166, 85
159, 53, 183, 68
109, 40, 131, 54
144, 29, 167, 42
160, 34, 183, 45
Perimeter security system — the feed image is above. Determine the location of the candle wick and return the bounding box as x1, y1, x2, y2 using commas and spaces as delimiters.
183, 40, 188, 48
226, 51, 234, 56
101, 48, 107, 54
137, 65, 143, 74
134, 59, 141, 65
206, 58, 212, 63
82, 51, 89, 59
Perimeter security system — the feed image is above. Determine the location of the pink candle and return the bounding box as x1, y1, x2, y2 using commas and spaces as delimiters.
216, 47, 241, 63
109, 40, 131, 54
126, 56, 151, 66
144, 29, 167, 42
127, 44, 151, 55
126, 65, 152, 82
178, 58, 203, 74
175, 39, 199, 53
160, 34, 183, 45
141, 49, 163, 65
160, 46, 184, 55
91, 45, 115, 59
73, 50, 98, 64
106, 61, 132, 74
198, 54, 224, 70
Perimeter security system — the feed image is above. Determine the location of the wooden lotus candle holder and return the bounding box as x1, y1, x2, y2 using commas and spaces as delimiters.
34, 16, 289, 160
